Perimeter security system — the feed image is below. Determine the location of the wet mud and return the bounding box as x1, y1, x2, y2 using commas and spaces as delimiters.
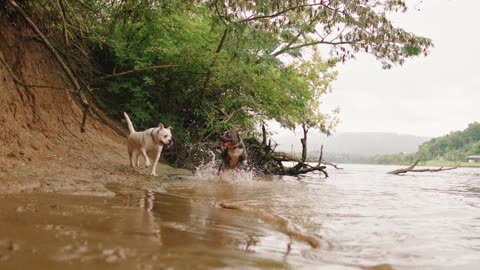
0, 185, 301, 270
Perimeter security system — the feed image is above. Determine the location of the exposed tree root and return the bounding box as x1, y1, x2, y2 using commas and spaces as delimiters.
7, 0, 91, 132
240, 123, 330, 177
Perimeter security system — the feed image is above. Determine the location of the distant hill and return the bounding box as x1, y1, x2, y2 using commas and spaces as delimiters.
372, 122, 480, 165
271, 131, 430, 159
416, 122, 480, 161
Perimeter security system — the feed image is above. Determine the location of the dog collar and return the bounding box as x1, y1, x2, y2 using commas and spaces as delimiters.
227, 142, 240, 149
150, 129, 160, 145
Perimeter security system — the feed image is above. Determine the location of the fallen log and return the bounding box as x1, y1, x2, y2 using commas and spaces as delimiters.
387, 160, 457, 175
271, 152, 300, 162
294, 163, 328, 177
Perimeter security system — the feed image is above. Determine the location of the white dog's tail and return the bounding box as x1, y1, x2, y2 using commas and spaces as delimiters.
123, 112, 135, 134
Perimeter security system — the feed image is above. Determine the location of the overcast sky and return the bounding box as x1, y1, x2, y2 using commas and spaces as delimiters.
319, 0, 479, 138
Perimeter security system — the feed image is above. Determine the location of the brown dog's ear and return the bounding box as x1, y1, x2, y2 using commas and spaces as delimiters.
236, 129, 243, 135
158, 123, 164, 130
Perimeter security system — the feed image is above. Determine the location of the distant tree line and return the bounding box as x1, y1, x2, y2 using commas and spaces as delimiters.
374, 122, 480, 164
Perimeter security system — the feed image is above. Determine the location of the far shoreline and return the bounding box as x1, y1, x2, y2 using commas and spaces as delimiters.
304, 160, 480, 168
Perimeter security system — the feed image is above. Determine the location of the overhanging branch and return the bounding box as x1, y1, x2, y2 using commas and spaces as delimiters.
94, 64, 177, 81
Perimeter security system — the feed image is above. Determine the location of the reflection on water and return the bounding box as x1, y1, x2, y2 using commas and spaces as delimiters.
0, 164, 479, 269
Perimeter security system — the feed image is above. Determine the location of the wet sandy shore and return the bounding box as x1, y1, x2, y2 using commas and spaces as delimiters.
0, 184, 301, 270
6, 162, 477, 270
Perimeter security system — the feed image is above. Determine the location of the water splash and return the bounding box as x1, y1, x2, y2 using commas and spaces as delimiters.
219, 169, 256, 182
185, 146, 258, 182
193, 160, 219, 181
193, 160, 257, 182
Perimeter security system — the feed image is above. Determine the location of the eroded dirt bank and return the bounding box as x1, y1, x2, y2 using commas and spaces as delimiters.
0, 13, 190, 195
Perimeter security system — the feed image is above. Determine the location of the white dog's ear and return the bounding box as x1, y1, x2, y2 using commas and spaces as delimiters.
167, 126, 173, 130
158, 123, 164, 130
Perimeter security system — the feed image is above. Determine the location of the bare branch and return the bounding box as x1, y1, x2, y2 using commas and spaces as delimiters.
388, 160, 420, 174
201, 27, 229, 94
272, 39, 362, 58
239, 3, 323, 23
94, 64, 177, 81
57, 0, 69, 46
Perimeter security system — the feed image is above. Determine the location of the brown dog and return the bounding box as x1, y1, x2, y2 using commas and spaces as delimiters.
218, 130, 247, 173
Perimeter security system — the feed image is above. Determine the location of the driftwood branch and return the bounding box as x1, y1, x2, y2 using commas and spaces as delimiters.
316, 144, 343, 169
237, 125, 330, 177
317, 145, 324, 165
272, 125, 328, 177
273, 154, 328, 177
296, 163, 328, 177
321, 160, 343, 170
388, 160, 420, 174
271, 152, 300, 162
388, 160, 457, 175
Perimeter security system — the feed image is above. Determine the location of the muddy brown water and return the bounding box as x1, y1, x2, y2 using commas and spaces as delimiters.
1, 164, 479, 269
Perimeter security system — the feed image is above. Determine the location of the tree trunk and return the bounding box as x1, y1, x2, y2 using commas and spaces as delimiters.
317, 145, 324, 165
300, 123, 308, 163
262, 124, 267, 145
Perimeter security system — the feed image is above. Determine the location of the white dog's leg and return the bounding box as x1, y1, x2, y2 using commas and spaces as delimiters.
132, 149, 141, 168
150, 146, 163, 176
130, 149, 138, 168
135, 152, 142, 167
129, 152, 135, 168
141, 148, 151, 167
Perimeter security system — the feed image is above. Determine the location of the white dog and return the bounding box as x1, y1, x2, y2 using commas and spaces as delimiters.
124, 112, 173, 176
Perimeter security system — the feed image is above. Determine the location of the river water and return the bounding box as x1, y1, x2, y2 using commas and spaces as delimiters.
1, 164, 479, 269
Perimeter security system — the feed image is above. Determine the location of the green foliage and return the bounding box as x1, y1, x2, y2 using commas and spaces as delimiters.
373, 152, 417, 165
403, 45, 422, 56
416, 122, 480, 161
376, 122, 480, 164
9, 0, 434, 144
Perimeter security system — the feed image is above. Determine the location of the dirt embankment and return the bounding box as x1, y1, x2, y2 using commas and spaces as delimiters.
0, 15, 182, 195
